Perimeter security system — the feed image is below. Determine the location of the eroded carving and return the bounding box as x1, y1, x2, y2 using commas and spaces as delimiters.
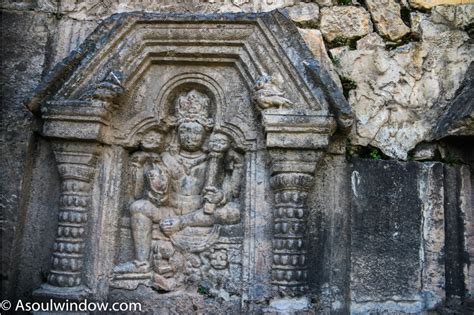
46, 142, 101, 290
253, 74, 294, 110
31, 12, 347, 310
92, 70, 124, 104
271, 173, 313, 296
112, 89, 243, 292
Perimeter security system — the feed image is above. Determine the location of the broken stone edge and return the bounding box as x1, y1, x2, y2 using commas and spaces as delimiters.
434, 62, 474, 140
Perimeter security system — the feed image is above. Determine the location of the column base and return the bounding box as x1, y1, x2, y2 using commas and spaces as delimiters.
264, 297, 311, 314
33, 284, 89, 300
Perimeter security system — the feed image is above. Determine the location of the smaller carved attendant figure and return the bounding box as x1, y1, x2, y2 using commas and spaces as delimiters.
152, 241, 184, 291
253, 73, 294, 110
129, 130, 168, 202
114, 129, 170, 274
203, 132, 232, 214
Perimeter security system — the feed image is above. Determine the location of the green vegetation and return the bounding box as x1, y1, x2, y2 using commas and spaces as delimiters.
197, 285, 210, 295
369, 148, 382, 160
332, 36, 349, 47
441, 151, 460, 166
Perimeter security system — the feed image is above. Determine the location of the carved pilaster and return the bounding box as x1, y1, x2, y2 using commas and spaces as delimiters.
270, 172, 313, 296
34, 72, 121, 298
47, 142, 100, 288
263, 109, 336, 299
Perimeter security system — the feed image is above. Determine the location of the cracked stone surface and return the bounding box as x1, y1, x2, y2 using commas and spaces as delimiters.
320, 6, 372, 43
298, 28, 342, 89
331, 10, 473, 159
287, 2, 320, 27
365, 0, 411, 41
431, 4, 474, 29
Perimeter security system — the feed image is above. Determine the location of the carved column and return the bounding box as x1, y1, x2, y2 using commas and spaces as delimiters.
270, 172, 314, 296
263, 109, 336, 299
34, 72, 122, 298
46, 142, 100, 289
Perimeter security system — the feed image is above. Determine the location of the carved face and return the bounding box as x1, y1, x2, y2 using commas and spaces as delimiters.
178, 122, 205, 152
141, 130, 164, 151
208, 133, 230, 153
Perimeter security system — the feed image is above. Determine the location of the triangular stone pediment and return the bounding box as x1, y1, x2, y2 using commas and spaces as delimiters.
28, 10, 352, 147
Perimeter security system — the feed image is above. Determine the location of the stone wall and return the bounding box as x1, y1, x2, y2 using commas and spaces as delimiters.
1, 1, 472, 314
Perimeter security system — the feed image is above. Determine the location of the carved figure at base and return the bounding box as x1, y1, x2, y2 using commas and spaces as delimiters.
152, 240, 185, 291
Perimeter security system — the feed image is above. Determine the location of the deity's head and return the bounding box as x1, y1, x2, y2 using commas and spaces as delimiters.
140, 130, 164, 151
208, 132, 231, 153
178, 121, 206, 152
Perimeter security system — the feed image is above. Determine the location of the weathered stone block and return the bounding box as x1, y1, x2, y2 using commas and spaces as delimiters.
409, 0, 473, 10
350, 159, 445, 313
431, 4, 474, 29
320, 6, 371, 43
287, 2, 319, 27
308, 155, 351, 314
333, 11, 472, 159
298, 28, 342, 88
365, 0, 411, 41
0, 9, 54, 298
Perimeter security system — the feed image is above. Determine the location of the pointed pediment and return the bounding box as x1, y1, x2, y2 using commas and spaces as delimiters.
27, 11, 352, 145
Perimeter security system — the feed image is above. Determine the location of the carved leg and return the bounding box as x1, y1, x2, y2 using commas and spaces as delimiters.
160, 203, 240, 236
131, 212, 153, 263
113, 200, 165, 273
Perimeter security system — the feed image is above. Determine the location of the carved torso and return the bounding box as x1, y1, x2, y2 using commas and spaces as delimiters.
162, 151, 208, 214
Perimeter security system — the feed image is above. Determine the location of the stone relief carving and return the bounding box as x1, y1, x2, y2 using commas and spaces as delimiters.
29, 12, 351, 312
253, 73, 294, 110
112, 89, 243, 292
47, 143, 101, 288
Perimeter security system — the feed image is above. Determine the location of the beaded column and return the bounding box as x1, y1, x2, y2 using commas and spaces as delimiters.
262, 109, 336, 299
270, 172, 314, 296
46, 142, 100, 291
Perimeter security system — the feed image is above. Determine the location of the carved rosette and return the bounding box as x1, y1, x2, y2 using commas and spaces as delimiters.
48, 142, 100, 288
263, 109, 336, 297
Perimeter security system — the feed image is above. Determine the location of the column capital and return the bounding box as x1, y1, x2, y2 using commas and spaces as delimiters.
262, 109, 335, 175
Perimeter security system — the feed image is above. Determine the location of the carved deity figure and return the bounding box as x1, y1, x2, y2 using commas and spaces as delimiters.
114, 90, 242, 289
115, 129, 169, 274
253, 73, 294, 110
160, 131, 243, 235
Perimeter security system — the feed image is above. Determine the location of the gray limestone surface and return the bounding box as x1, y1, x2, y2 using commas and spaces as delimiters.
1, 1, 473, 314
